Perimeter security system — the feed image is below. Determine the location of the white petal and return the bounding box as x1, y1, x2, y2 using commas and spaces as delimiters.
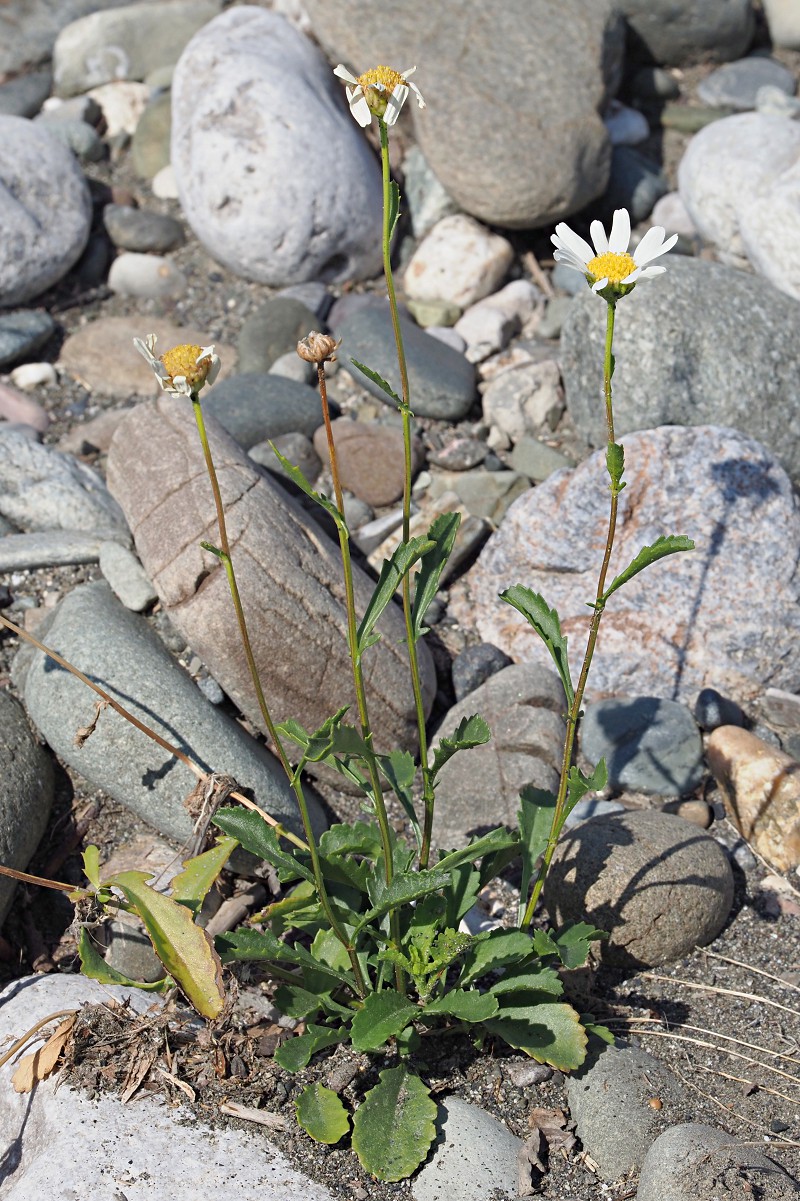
408, 81, 426, 109
133, 336, 154, 364
197, 344, 215, 363
333, 64, 359, 86
589, 220, 608, 255
637, 264, 667, 279
621, 266, 642, 284
206, 356, 221, 386
552, 223, 594, 265
401, 66, 417, 78
608, 208, 631, 254
349, 93, 372, 126
591, 277, 609, 293
553, 250, 589, 274
384, 84, 408, 124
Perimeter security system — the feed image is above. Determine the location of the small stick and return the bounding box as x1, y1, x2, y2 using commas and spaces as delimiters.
618, 1016, 800, 1066
523, 249, 555, 298
642, 972, 799, 1019
606, 1026, 800, 1088
700, 948, 800, 994
670, 1062, 800, 1150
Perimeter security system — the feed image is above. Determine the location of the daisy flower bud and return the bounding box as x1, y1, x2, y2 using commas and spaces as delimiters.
297, 332, 341, 364
333, 63, 425, 127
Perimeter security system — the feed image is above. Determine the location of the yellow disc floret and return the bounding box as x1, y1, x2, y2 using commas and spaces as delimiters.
586, 251, 637, 284
160, 344, 211, 390
358, 65, 406, 92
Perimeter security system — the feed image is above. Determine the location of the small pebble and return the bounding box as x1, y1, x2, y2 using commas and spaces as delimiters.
503, 1060, 553, 1087
108, 253, 187, 299
661, 798, 714, 829
197, 675, 224, 705
9, 362, 57, 391
451, 642, 513, 702
151, 163, 179, 199
693, 686, 745, 731
731, 839, 758, 871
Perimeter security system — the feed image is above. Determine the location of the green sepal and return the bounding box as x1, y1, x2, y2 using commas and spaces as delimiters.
412, 511, 461, 639
349, 358, 401, 406
77, 927, 172, 993
350, 989, 418, 1051
296, 1083, 351, 1145
601, 534, 695, 603
429, 713, 491, 785
499, 585, 574, 707
357, 535, 435, 654
351, 1066, 437, 1182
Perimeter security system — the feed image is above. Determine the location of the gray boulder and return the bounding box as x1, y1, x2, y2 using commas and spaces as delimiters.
561, 256, 800, 481
450, 426, 800, 707
12, 581, 322, 845
580, 697, 704, 796
545, 811, 734, 967
302, 0, 623, 229
204, 373, 321, 450
616, 0, 754, 66
105, 396, 435, 772
412, 1097, 521, 1201
0, 692, 54, 925
0, 0, 131, 77
171, 7, 383, 285
636, 1122, 799, 1201
0, 116, 91, 307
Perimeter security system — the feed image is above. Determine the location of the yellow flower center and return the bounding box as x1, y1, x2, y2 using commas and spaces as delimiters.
586, 251, 637, 283
160, 344, 210, 389
357, 65, 405, 93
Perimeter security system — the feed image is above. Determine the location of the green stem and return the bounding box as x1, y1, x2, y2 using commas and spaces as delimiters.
521, 300, 620, 929
314, 366, 404, 993
378, 117, 436, 868
190, 395, 367, 996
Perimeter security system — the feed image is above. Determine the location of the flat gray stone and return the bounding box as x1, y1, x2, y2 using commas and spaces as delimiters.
204, 373, 321, 450
430, 663, 565, 850
565, 1042, 691, 1182
0, 692, 54, 925
99, 540, 157, 611
546, 811, 734, 968
237, 296, 321, 375
103, 204, 185, 253
0, 69, 53, 117
615, 0, 754, 65
12, 581, 322, 845
171, 7, 383, 285
0, 531, 104, 570
580, 697, 704, 796
0, 115, 92, 306
0, 430, 129, 539
0, 0, 132, 78
698, 56, 795, 111
0, 974, 337, 1201
35, 114, 104, 161
637, 1122, 799, 1201
0, 311, 56, 370
412, 1097, 521, 1201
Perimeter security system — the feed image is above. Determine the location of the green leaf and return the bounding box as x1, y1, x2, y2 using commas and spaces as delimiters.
170, 834, 238, 915
484, 1001, 588, 1071
350, 989, 419, 1051
319, 820, 384, 858
436, 827, 519, 875
430, 714, 491, 784
269, 442, 346, 532
412, 512, 461, 640
277, 716, 369, 792
83, 845, 101, 890
582, 1015, 615, 1046
443, 864, 481, 927
105, 871, 225, 1019
274, 982, 325, 1020
212, 808, 314, 885
274, 1024, 347, 1073
311, 926, 353, 974
564, 759, 608, 822
606, 441, 625, 492
499, 586, 574, 706
487, 963, 563, 997
351, 1066, 438, 1182
349, 359, 401, 405
296, 1083, 350, 1145
551, 922, 608, 970
601, 534, 695, 603
459, 929, 535, 988
215, 927, 355, 991
377, 750, 420, 842
388, 179, 401, 241
354, 868, 451, 934
357, 536, 435, 654
421, 989, 499, 1022
77, 927, 171, 992
517, 786, 557, 924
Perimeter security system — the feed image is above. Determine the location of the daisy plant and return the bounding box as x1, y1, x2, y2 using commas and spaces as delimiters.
501, 209, 693, 928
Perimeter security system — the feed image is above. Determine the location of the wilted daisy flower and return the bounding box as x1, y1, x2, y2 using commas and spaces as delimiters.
551, 208, 678, 300
134, 334, 220, 398
333, 63, 425, 127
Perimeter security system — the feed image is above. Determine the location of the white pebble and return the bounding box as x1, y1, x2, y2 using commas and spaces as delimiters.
10, 362, 57, 390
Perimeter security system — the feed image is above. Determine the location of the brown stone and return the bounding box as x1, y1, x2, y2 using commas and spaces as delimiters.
106, 396, 435, 770
58, 315, 236, 397
312, 418, 424, 508
706, 725, 800, 871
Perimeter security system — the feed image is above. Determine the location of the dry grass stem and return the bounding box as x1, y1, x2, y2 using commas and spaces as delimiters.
642, 971, 800, 1018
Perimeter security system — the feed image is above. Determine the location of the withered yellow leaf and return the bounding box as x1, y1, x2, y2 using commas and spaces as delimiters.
12, 1015, 76, 1093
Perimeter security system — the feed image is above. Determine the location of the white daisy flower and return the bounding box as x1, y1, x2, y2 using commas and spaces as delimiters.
333, 63, 425, 127
551, 208, 678, 298
134, 334, 220, 398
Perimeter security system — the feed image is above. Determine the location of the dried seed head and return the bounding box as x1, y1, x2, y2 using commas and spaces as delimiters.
296, 332, 341, 364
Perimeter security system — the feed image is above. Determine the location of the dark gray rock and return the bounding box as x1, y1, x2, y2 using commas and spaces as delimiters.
565, 1042, 690, 1182
275, 283, 333, 324
204, 373, 322, 450
340, 302, 476, 422
617, 0, 754, 66
36, 115, 104, 162
451, 642, 513, 702
12, 581, 322, 845
0, 311, 55, 369
431, 664, 565, 850
105, 915, 165, 982
580, 696, 704, 796
693, 687, 746, 731
636, 1123, 799, 1201
509, 437, 574, 483
103, 204, 184, 253
237, 297, 321, 375
561, 256, 800, 483
0, 691, 54, 925
601, 144, 668, 223
0, 69, 53, 117
698, 56, 795, 111
546, 810, 734, 967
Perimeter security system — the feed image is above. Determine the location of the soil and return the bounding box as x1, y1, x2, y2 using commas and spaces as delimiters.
2, 10, 800, 1198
